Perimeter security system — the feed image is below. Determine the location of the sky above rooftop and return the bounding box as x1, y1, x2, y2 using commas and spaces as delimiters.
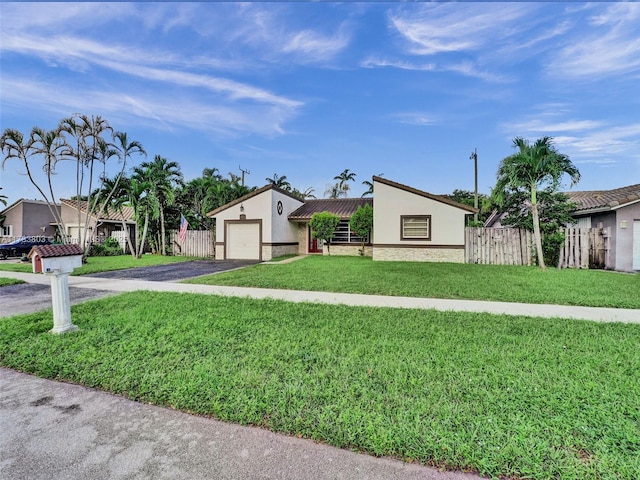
1, 2, 639, 207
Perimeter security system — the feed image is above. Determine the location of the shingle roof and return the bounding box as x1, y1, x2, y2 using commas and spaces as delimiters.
60, 199, 135, 222
565, 184, 640, 212
29, 244, 84, 258
288, 198, 372, 221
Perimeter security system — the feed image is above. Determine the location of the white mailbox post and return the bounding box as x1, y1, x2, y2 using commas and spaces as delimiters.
29, 244, 84, 334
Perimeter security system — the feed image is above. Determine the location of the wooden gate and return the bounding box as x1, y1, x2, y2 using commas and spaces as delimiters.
465, 228, 534, 266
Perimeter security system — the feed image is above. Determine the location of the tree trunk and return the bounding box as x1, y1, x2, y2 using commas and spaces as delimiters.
531, 202, 546, 269
137, 212, 149, 259
160, 204, 166, 255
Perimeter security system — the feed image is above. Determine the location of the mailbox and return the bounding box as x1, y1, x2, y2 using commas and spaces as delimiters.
29, 244, 84, 274
28, 244, 84, 334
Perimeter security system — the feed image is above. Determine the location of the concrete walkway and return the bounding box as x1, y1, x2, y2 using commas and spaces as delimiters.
2, 270, 639, 322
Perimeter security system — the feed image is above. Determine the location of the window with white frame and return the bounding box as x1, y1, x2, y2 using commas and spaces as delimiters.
330, 220, 369, 244
401, 215, 431, 240
1, 225, 13, 236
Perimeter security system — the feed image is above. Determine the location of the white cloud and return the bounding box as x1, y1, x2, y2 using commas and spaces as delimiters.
388, 3, 534, 56
392, 112, 438, 126
1, 77, 298, 138
549, 3, 640, 78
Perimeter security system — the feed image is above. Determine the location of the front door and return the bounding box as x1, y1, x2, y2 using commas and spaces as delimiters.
308, 226, 322, 253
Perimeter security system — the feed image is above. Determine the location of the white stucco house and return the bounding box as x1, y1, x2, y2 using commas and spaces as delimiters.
207, 176, 476, 263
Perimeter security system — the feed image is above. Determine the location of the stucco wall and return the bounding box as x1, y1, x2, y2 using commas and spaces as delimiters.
373, 180, 467, 246
373, 246, 464, 263
614, 201, 640, 272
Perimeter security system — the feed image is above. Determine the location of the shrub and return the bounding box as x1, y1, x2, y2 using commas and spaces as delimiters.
90, 237, 124, 257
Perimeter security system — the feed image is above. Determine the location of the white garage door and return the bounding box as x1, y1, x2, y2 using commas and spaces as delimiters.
227, 222, 260, 260
633, 220, 640, 271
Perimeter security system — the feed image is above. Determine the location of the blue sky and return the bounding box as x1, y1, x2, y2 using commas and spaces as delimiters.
1, 2, 639, 207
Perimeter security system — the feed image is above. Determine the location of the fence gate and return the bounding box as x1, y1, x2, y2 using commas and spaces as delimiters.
558, 227, 605, 269
170, 230, 215, 257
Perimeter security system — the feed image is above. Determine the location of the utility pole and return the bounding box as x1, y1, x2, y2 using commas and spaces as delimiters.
470, 148, 478, 223
239, 166, 250, 187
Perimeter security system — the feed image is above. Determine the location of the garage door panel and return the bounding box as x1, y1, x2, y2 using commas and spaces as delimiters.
227, 222, 260, 260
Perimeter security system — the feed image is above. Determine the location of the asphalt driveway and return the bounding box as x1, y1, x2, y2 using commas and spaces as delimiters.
85, 259, 260, 282
0, 260, 259, 317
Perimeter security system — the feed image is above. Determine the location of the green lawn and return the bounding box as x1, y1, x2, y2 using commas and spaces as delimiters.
186, 256, 640, 309
1, 292, 638, 479
0, 254, 199, 275
0, 277, 25, 287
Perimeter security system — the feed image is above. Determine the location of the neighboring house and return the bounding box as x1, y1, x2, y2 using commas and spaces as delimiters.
59, 199, 136, 248
565, 184, 640, 272
0, 199, 60, 239
207, 176, 475, 263
483, 184, 640, 272
372, 176, 476, 262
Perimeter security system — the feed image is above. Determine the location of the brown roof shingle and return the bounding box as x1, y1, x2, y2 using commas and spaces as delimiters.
29, 244, 84, 258
60, 199, 135, 222
565, 184, 640, 212
288, 198, 373, 221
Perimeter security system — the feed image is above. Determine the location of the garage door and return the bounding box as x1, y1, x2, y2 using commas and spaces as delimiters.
227, 222, 260, 260
633, 220, 640, 271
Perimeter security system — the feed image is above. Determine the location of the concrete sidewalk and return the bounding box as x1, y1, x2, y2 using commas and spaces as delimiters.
0, 368, 479, 480
2, 270, 639, 322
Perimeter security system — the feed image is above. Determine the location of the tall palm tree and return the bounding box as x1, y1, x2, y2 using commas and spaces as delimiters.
492, 136, 580, 269
265, 173, 291, 190
333, 169, 356, 198
137, 155, 183, 255
1, 128, 68, 239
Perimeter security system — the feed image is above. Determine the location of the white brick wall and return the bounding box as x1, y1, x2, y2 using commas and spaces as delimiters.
373, 247, 464, 263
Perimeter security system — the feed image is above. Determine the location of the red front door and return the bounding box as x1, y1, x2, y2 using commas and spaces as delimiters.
308, 226, 322, 253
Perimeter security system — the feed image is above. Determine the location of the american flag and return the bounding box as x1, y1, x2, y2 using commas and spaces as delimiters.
179, 214, 188, 243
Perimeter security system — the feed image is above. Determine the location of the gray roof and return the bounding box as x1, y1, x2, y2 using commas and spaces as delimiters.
288, 198, 372, 221
565, 184, 640, 212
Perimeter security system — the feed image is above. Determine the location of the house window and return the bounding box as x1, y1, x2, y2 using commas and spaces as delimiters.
1, 225, 13, 237
330, 220, 369, 244
401, 215, 431, 240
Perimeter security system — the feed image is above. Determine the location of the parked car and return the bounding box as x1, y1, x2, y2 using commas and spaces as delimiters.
0, 236, 53, 259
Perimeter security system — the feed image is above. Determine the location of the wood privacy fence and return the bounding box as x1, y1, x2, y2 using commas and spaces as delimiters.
465, 227, 606, 269
465, 228, 534, 266
558, 227, 606, 269
170, 230, 215, 257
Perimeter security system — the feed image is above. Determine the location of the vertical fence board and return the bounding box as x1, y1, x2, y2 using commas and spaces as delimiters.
170, 230, 215, 257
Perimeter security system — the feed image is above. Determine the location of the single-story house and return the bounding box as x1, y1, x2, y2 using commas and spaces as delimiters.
484, 183, 640, 272
207, 176, 476, 262
0, 198, 61, 240
59, 199, 136, 249
565, 184, 640, 272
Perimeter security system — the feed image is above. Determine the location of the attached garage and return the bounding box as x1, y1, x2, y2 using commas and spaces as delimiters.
225, 220, 261, 260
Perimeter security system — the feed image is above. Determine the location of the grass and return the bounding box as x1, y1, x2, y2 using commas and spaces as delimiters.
0, 277, 25, 287
0, 254, 199, 275
186, 256, 640, 309
1, 292, 638, 479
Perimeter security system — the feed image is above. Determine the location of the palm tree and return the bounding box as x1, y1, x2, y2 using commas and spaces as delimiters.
333, 169, 356, 198
324, 183, 341, 199
492, 136, 580, 269
137, 155, 183, 255
361, 180, 374, 197
265, 173, 291, 190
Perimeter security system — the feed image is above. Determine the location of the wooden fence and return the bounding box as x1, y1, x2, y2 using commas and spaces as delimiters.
466, 227, 606, 269
558, 227, 606, 269
465, 227, 534, 266
170, 230, 215, 257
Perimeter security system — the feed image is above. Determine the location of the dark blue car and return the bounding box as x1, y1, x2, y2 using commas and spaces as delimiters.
0, 236, 53, 259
